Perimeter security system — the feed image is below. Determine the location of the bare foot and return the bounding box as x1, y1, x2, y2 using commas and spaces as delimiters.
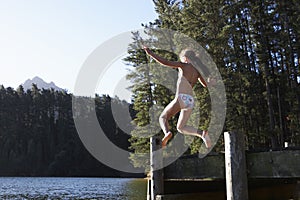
162, 132, 173, 147
201, 130, 212, 149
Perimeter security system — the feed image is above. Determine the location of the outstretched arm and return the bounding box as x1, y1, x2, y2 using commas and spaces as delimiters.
143, 46, 182, 68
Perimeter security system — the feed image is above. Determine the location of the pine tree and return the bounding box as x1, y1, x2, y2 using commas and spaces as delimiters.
125, 0, 300, 157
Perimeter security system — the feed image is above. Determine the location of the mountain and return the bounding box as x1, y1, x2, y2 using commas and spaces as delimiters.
22, 76, 63, 91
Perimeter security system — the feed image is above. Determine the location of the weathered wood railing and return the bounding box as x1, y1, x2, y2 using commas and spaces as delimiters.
148, 131, 300, 200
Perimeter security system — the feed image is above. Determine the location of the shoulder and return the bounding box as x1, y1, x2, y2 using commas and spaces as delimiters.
167, 61, 188, 68
180, 62, 192, 68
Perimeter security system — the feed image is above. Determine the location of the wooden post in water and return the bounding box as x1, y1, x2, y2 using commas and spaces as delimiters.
224, 131, 249, 200
150, 135, 164, 200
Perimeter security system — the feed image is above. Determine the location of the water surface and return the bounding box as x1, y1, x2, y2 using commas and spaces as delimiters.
0, 177, 147, 200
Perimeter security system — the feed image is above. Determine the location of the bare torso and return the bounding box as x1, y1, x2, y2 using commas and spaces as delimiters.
176, 63, 200, 96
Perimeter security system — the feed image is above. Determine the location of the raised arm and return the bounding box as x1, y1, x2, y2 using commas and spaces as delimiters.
198, 76, 207, 88
143, 46, 182, 68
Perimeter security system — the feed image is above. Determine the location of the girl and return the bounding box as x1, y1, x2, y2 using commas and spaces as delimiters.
143, 47, 212, 148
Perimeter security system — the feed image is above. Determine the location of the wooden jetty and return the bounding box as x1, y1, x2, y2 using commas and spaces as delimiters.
147, 131, 300, 200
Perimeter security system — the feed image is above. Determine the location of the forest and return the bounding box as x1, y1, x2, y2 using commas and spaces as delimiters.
0, 84, 138, 177
126, 0, 300, 168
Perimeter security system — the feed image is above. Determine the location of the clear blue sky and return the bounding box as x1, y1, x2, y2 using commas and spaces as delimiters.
0, 0, 157, 101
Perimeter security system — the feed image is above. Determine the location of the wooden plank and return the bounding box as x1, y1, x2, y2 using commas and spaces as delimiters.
164, 150, 300, 180
164, 154, 225, 180
156, 191, 226, 200
163, 179, 225, 194
156, 180, 298, 200
247, 150, 300, 178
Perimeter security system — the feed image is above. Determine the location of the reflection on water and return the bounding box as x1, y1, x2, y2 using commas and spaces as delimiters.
0, 177, 147, 200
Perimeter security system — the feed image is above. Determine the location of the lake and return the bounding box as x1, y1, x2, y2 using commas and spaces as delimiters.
0, 177, 147, 200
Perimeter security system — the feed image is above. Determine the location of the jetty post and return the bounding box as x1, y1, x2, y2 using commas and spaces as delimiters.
150, 135, 164, 200
224, 131, 249, 200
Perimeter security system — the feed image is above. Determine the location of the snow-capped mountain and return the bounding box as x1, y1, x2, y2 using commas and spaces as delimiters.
22, 76, 63, 91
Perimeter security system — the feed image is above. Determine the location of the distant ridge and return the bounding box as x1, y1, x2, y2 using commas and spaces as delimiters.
22, 76, 63, 91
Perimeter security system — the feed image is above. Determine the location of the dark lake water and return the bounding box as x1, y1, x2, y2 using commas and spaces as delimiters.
0, 177, 147, 200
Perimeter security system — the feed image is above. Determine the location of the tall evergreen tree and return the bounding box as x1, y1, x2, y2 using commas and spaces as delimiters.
126, 0, 300, 153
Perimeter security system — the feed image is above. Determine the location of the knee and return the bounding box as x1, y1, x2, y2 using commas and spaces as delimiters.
176, 124, 184, 133
159, 112, 168, 121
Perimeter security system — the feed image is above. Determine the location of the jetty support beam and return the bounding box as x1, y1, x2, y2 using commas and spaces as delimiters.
224, 131, 249, 200
150, 135, 164, 200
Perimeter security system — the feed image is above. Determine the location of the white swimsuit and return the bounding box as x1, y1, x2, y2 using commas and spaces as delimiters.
178, 93, 194, 110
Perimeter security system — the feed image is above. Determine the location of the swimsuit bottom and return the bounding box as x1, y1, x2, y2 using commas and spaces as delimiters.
178, 93, 194, 110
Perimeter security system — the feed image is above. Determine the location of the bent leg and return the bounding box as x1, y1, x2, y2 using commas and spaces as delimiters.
176, 109, 200, 137
160, 98, 181, 147
159, 98, 181, 134
177, 109, 212, 148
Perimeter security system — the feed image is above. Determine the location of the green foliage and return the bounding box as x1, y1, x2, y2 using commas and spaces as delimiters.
126, 0, 300, 158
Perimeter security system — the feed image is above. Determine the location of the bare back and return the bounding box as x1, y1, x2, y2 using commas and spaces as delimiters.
142, 47, 205, 95
176, 63, 200, 96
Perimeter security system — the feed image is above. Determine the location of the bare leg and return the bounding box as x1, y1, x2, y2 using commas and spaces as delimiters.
177, 109, 199, 136
162, 132, 173, 147
177, 109, 212, 148
159, 98, 181, 147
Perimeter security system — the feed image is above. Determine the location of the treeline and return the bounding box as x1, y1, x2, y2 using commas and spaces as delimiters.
125, 0, 300, 167
0, 84, 138, 177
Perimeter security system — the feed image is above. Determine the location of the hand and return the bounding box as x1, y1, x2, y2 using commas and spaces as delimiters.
143, 46, 151, 55
207, 77, 216, 86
